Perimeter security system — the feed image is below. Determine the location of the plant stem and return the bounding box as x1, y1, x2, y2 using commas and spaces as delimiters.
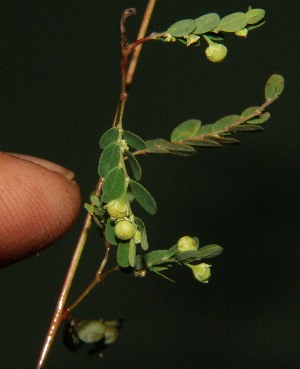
36, 2, 157, 368
126, 0, 157, 88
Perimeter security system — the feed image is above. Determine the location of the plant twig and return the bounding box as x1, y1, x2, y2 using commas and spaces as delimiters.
36, 2, 157, 368
126, 0, 157, 88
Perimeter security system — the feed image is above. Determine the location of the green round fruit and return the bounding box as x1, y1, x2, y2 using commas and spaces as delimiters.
177, 236, 198, 252
115, 220, 136, 240
205, 43, 227, 62
106, 198, 128, 219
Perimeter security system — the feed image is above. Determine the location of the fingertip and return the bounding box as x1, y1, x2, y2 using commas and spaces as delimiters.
0, 153, 82, 267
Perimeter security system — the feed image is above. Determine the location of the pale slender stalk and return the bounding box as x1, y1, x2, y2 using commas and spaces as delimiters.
126, 0, 157, 88
36, 2, 157, 368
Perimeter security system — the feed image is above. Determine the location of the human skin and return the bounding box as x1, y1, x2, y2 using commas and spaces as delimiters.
0, 152, 81, 268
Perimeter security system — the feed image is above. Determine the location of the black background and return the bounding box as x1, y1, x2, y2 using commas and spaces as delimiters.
1, 1, 299, 368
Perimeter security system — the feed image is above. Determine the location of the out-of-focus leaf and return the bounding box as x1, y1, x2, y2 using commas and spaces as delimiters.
246, 111, 270, 124
171, 119, 201, 142
265, 74, 285, 100
212, 115, 240, 132
188, 139, 222, 147
197, 244, 223, 258
145, 138, 195, 155
246, 8, 265, 24
230, 124, 264, 132
241, 106, 260, 118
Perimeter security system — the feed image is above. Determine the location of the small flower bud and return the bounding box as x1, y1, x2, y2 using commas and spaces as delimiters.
235, 28, 248, 37
177, 236, 198, 252
188, 263, 211, 283
205, 43, 227, 62
115, 220, 136, 240
106, 197, 128, 219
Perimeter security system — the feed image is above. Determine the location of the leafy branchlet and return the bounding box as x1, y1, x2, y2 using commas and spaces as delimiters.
37, 4, 284, 367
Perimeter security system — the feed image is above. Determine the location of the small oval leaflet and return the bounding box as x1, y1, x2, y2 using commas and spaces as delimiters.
212, 115, 240, 132
241, 106, 260, 118
217, 12, 248, 32
264, 74, 285, 100
194, 13, 220, 34
246, 111, 270, 124
117, 242, 130, 268
135, 217, 149, 250
98, 142, 121, 177
246, 8, 265, 25
128, 239, 136, 267
123, 130, 145, 150
171, 119, 201, 142
99, 128, 119, 149
102, 167, 125, 203
105, 219, 118, 245
129, 179, 157, 215
197, 244, 223, 259
125, 150, 142, 181
167, 19, 196, 37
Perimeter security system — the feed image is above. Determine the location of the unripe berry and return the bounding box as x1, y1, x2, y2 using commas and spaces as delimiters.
205, 43, 227, 62
106, 198, 128, 219
177, 236, 198, 252
115, 220, 136, 240
188, 263, 211, 283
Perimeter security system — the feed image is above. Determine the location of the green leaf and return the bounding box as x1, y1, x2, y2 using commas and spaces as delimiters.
102, 167, 125, 203
123, 130, 146, 150
84, 203, 94, 215
246, 111, 270, 124
167, 19, 196, 37
188, 139, 222, 147
217, 12, 248, 32
145, 138, 195, 155
171, 119, 202, 142
135, 217, 149, 251
212, 115, 240, 132
117, 242, 130, 268
241, 106, 260, 118
265, 74, 285, 100
230, 124, 264, 132
197, 244, 223, 258
195, 123, 214, 136
145, 248, 178, 266
194, 13, 220, 34
105, 219, 118, 245
128, 239, 136, 267
99, 128, 120, 149
210, 135, 240, 144
98, 142, 121, 177
129, 180, 157, 215
125, 150, 142, 181
176, 250, 203, 263
145, 139, 170, 154
246, 9, 265, 25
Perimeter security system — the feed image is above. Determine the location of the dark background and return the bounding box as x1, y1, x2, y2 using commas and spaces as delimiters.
1, 1, 299, 368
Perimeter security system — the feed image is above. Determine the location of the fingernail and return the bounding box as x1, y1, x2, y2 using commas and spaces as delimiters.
7, 153, 76, 180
